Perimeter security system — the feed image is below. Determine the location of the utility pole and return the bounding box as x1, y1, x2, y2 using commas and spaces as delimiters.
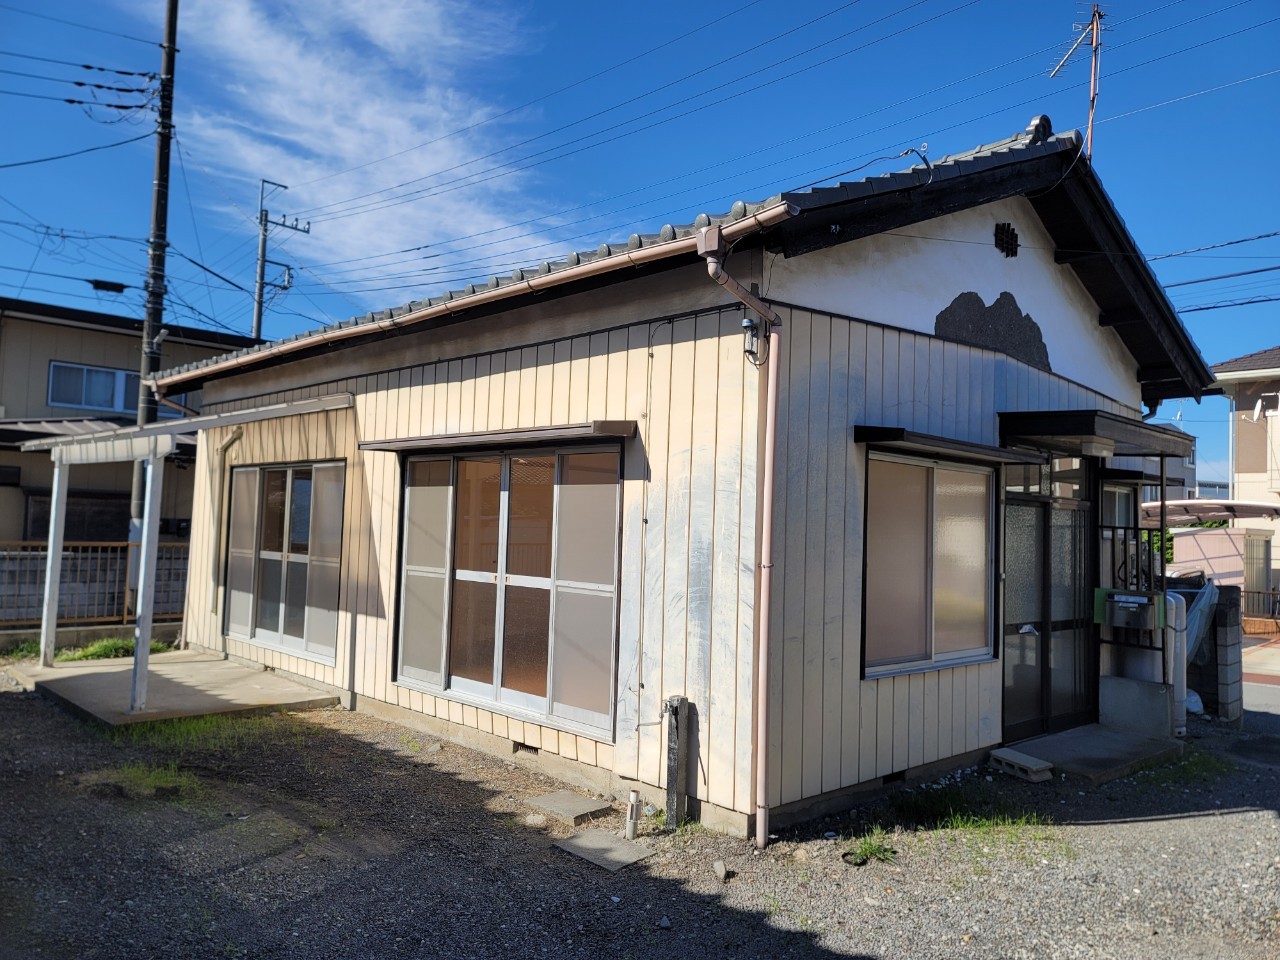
252, 179, 310, 340
131, 0, 179, 532
1050, 3, 1106, 158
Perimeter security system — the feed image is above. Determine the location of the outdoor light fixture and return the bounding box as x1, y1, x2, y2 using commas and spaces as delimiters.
742, 312, 761, 359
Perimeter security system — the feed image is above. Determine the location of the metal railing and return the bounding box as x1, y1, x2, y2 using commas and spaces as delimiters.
1243, 589, 1280, 620
0, 541, 188, 627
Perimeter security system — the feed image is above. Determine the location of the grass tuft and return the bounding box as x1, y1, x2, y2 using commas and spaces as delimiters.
843, 826, 898, 866
59, 638, 170, 661
113, 761, 202, 800
111, 710, 311, 754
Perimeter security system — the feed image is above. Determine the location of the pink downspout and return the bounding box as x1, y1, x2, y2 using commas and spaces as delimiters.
698, 225, 782, 850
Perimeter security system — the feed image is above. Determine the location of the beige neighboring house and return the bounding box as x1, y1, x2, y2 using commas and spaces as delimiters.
1211, 344, 1280, 603
0, 297, 259, 540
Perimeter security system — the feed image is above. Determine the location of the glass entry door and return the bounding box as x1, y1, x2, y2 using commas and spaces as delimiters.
1003, 496, 1096, 742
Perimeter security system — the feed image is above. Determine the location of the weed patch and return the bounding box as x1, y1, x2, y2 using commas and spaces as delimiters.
843, 827, 898, 866
1137, 747, 1235, 788
110, 710, 312, 756
111, 761, 203, 800
59, 638, 171, 661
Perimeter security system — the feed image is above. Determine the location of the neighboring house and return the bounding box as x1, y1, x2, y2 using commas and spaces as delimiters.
0, 297, 259, 541
70, 116, 1212, 834
1209, 344, 1280, 604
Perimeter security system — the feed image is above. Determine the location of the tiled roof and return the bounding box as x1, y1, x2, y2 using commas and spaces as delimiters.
1212, 345, 1280, 375
154, 117, 1080, 384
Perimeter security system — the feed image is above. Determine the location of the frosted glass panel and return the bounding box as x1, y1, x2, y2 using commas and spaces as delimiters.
1002, 628, 1041, 730
555, 452, 619, 585
449, 579, 495, 685
405, 460, 450, 569
507, 457, 553, 578
225, 469, 258, 637
1051, 508, 1087, 619
305, 559, 339, 657
310, 465, 345, 561
934, 469, 990, 655
502, 585, 549, 697
401, 571, 445, 683
864, 459, 929, 666
454, 459, 500, 573
551, 589, 614, 722
1004, 504, 1042, 624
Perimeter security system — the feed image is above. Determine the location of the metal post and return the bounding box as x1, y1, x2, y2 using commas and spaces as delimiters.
130, 457, 165, 712
39, 459, 69, 667
131, 0, 179, 529
664, 695, 688, 827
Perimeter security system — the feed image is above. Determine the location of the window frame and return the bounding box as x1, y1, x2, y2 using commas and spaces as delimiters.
47, 360, 187, 418
394, 443, 623, 740
861, 449, 997, 679
221, 459, 346, 666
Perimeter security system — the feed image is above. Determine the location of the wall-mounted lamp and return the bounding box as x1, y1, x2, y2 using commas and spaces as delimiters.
742, 312, 762, 360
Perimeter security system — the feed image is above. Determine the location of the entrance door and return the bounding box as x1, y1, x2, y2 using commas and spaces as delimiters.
1003, 498, 1095, 742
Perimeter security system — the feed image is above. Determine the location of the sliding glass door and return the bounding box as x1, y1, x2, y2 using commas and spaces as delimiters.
398, 448, 620, 733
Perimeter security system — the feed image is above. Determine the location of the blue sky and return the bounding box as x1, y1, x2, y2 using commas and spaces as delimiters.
2, 0, 1278, 483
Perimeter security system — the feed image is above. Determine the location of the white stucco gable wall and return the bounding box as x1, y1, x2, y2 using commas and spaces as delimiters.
766, 195, 1142, 411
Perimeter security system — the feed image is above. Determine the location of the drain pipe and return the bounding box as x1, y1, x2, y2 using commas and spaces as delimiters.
697, 225, 782, 850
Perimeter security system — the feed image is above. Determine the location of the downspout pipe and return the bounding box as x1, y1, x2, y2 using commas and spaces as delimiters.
697, 224, 782, 851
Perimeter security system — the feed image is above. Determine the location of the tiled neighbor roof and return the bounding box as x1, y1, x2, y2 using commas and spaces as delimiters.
153, 117, 1081, 384
1212, 345, 1280, 375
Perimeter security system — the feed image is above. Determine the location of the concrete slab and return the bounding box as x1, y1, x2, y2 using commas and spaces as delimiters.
529, 789, 613, 826
1243, 636, 1280, 687
554, 831, 653, 871
4, 650, 337, 726
1013, 724, 1184, 784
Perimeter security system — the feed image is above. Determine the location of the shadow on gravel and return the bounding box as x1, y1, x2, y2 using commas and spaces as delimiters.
0, 687, 875, 960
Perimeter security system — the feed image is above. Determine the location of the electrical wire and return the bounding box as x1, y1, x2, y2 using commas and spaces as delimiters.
1150, 230, 1280, 262
0, 87, 152, 109
0, 131, 152, 169
0, 3, 161, 46
1179, 296, 1280, 313
0, 48, 156, 78
294, 0, 771, 188
1164, 265, 1280, 289
0, 67, 153, 93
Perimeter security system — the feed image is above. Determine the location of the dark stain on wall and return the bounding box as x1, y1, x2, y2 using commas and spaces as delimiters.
935, 291, 1051, 372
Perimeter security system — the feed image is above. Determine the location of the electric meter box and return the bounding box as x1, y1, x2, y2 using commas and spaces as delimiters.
1093, 589, 1164, 630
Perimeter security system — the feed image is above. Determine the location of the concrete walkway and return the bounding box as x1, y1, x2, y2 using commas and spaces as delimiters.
1243, 634, 1280, 687
4, 649, 337, 726
1012, 723, 1184, 784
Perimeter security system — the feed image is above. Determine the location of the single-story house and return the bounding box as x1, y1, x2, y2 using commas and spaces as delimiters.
33, 116, 1215, 838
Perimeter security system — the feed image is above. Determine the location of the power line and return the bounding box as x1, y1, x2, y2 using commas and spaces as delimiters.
1149, 230, 1280, 262
0, 87, 152, 109
0, 48, 157, 78
294, 0, 770, 189
307, 3, 1272, 228
294, 0, 877, 212
1164, 264, 1280, 288
303, 0, 966, 222
0, 3, 161, 46
1179, 296, 1280, 313
0, 67, 153, 93
0, 131, 152, 169
0, 261, 135, 290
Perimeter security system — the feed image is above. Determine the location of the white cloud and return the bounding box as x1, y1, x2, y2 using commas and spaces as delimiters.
169, 0, 567, 326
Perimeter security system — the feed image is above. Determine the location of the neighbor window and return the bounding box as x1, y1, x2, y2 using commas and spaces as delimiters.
398, 448, 621, 734
223, 462, 345, 662
48, 361, 186, 417
864, 453, 993, 675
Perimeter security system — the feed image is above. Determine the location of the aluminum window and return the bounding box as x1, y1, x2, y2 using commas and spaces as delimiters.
47, 361, 187, 418
864, 452, 994, 676
398, 447, 621, 735
223, 461, 345, 663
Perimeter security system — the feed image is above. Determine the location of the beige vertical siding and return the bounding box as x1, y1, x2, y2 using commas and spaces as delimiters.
767, 306, 1136, 807
183, 306, 763, 815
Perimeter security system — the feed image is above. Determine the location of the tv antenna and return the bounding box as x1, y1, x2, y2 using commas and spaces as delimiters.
1050, 4, 1106, 159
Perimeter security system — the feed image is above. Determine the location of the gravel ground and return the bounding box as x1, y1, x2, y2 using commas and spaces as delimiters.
1, 664, 1278, 960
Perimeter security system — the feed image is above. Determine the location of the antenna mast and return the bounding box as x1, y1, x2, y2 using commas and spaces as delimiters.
1050, 4, 1106, 158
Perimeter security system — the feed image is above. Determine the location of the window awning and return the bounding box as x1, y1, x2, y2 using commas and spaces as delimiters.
852, 426, 1047, 465
998, 409, 1194, 459
358, 419, 636, 453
